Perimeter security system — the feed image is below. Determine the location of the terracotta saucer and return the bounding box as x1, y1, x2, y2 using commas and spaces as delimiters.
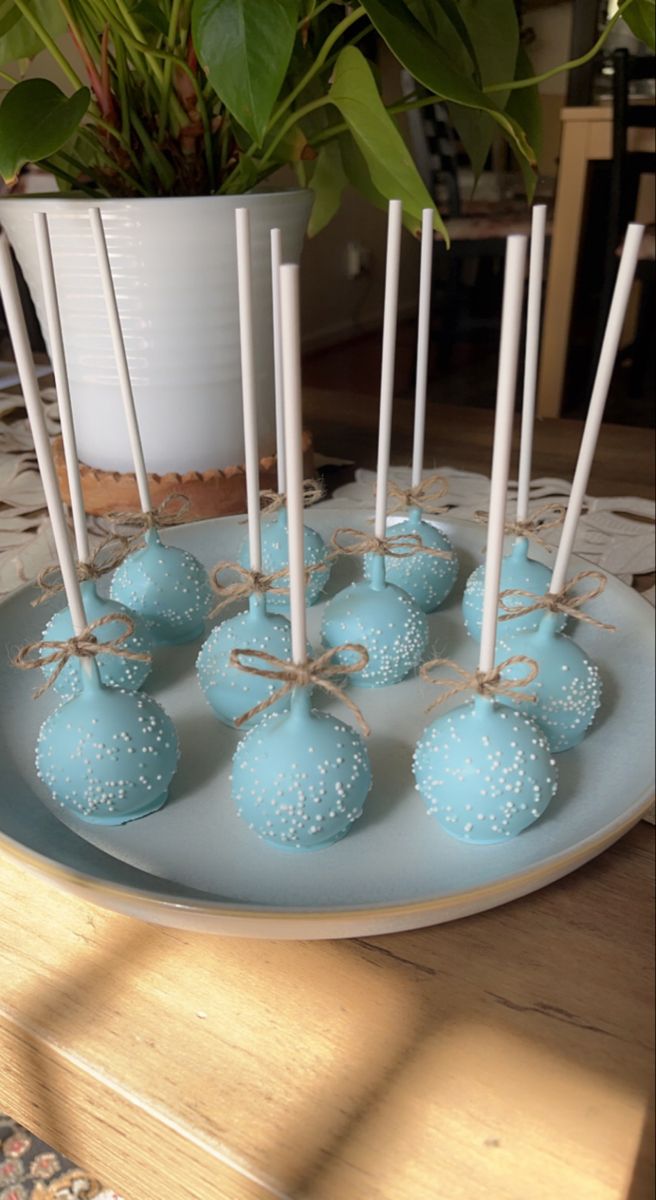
52, 433, 315, 520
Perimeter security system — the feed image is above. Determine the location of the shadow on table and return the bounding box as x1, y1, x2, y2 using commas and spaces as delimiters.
8, 825, 653, 1200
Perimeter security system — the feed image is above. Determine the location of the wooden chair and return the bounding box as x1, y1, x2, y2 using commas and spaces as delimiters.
403, 77, 549, 365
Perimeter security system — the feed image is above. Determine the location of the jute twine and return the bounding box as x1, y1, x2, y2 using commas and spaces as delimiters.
208, 561, 291, 617
31, 533, 132, 607
260, 478, 325, 515
499, 569, 616, 632
420, 655, 539, 712
13, 613, 150, 698
474, 502, 566, 547
387, 473, 450, 516
331, 527, 454, 561
229, 644, 371, 734
107, 493, 192, 551
208, 557, 331, 617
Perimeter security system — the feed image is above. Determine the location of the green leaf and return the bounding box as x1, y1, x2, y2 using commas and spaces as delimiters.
0, 79, 90, 183
0, 4, 21, 40
622, 0, 655, 51
445, 0, 519, 188
329, 46, 448, 241
274, 122, 311, 163
128, 0, 170, 38
447, 103, 496, 181
307, 138, 347, 236
433, 0, 481, 77
506, 46, 541, 201
406, 0, 477, 80
457, 0, 518, 109
359, 0, 536, 168
0, 0, 67, 65
192, 0, 301, 146
339, 134, 432, 239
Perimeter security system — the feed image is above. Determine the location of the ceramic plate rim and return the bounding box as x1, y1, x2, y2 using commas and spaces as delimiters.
0, 512, 653, 931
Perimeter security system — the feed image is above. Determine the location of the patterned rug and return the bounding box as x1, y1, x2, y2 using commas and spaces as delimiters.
0, 1116, 123, 1200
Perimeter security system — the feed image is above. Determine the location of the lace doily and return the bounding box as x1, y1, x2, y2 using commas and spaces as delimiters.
334, 466, 656, 602
0, 388, 114, 596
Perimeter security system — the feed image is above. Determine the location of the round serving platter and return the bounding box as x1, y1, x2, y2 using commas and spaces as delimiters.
0, 505, 653, 939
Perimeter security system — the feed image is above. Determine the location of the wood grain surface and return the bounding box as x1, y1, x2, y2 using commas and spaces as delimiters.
0, 824, 653, 1200
305, 390, 656, 502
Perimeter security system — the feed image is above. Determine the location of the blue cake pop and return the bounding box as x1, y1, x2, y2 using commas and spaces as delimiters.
197, 591, 301, 729
239, 506, 331, 611
365, 506, 458, 612
496, 613, 604, 753
111, 527, 213, 645
413, 677, 558, 844
321, 551, 429, 688
34, 661, 179, 826
462, 536, 565, 640
231, 678, 372, 850
40, 580, 153, 699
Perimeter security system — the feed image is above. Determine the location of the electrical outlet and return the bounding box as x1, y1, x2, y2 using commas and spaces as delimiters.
346, 241, 372, 279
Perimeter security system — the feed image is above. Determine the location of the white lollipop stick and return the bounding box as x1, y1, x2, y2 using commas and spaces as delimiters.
279, 264, 306, 664
479, 235, 528, 675
411, 207, 434, 489
235, 208, 262, 573
88, 207, 152, 515
0, 235, 89, 641
270, 227, 286, 495
516, 204, 547, 523
33, 212, 90, 565
550, 222, 644, 595
375, 199, 403, 539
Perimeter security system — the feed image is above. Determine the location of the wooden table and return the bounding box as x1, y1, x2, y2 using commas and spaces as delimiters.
306, 391, 656, 504
536, 104, 655, 420
1, 401, 654, 1200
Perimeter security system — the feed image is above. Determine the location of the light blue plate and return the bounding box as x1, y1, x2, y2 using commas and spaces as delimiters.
0, 506, 653, 939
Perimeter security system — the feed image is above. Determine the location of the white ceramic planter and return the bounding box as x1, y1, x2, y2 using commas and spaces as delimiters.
0, 190, 311, 474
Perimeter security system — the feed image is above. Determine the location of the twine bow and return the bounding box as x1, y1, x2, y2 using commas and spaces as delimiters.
208, 556, 331, 617
229, 644, 371, 734
208, 561, 291, 616
331, 527, 454, 561
474, 502, 566, 547
499, 569, 616, 632
107, 493, 192, 550
420, 655, 539, 712
260, 478, 325, 515
13, 613, 150, 698
387, 473, 450, 515
31, 533, 131, 606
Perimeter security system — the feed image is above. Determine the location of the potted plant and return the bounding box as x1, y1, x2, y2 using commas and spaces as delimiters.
0, 0, 649, 477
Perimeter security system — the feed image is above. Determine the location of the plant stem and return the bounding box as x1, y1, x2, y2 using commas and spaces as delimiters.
260, 97, 332, 167
297, 0, 337, 26
41, 157, 102, 195
113, 0, 164, 85
266, 6, 366, 135
57, 149, 96, 175
77, 127, 148, 194
158, 0, 183, 141
323, 19, 373, 73
131, 111, 176, 190
310, 92, 438, 149
14, 0, 86, 90
105, 13, 189, 130
113, 32, 132, 143
484, 0, 637, 94
0, 69, 19, 84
